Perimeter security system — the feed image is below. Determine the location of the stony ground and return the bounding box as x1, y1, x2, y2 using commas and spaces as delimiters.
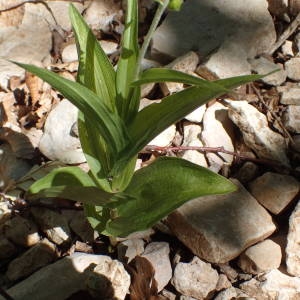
1, 0, 300, 299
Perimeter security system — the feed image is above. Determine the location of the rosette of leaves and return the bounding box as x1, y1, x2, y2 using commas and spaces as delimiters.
14, 1, 264, 237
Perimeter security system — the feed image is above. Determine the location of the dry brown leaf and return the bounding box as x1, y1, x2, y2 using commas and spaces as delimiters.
126, 256, 160, 300
25, 71, 43, 107
0, 92, 19, 128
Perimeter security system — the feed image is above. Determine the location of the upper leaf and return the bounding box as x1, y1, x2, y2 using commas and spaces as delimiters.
106, 157, 236, 236
116, 0, 140, 122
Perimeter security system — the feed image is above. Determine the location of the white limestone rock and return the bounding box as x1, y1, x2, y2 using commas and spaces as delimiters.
281, 40, 294, 56
149, 125, 176, 147
249, 56, 287, 86
172, 256, 219, 299
286, 200, 300, 276
283, 105, 300, 133
285, 57, 300, 81
249, 172, 299, 214
86, 256, 130, 300
185, 105, 206, 123
280, 87, 300, 105
3, 253, 110, 300
201, 102, 234, 172
142, 242, 172, 292
181, 123, 207, 167
39, 99, 86, 164
117, 238, 145, 263
152, 0, 275, 59
226, 100, 290, 166
166, 179, 276, 263
240, 269, 300, 299
238, 239, 282, 274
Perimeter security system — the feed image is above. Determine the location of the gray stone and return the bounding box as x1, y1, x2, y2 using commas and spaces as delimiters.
283, 105, 300, 133
166, 179, 276, 263
6, 238, 57, 282
0, 236, 17, 259
2, 253, 109, 300
185, 105, 206, 123
238, 239, 282, 274
281, 40, 294, 57
249, 172, 299, 214
280, 87, 300, 105
285, 57, 300, 81
226, 100, 290, 166
286, 200, 300, 276
249, 56, 287, 86
4, 215, 40, 247
39, 99, 86, 164
86, 256, 130, 300
172, 256, 219, 299
240, 269, 300, 299
84, 0, 122, 33
215, 274, 232, 291
117, 238, 145, 263
201, 102, 234, 172
142, 242, 172, 292
31, 207, 71, 245
181, 123, 207, 167
235, 162, 259, 184
152, 0, 275, 59
149, 125, 176, 147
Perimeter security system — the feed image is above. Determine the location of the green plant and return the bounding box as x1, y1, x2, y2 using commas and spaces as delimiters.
15, 1, 264, 237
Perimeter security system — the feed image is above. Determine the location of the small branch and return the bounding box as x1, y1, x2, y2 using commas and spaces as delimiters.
135, 0, 169, 78
268, 11, 300, 55
143, 145, 288, 169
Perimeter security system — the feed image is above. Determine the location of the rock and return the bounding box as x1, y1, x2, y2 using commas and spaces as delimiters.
62, 210, 95, 243
238, 239, 282, 274
6, 238, 57, 282
172, 256, 219, 299
0, 201, 11, 225
196, 42, 251, 79
267, 0, 289, 16
281, 40, 294, 56
226, 100, 290, 166
39, 99, 86, 164
240, 269, 300, 299
86, 256, 130, 300
215, 287, 252, 300
248, 56, 287, 86
3, 215, 40, 247
283, 105, 300, 133
235, 162, 259, 184
285, 57, 300, 81
3, 253, 109, 300
152, 0, 275, 59
166, 179, 276, 263
292, 134, 300, 152
249, 172, 299, 214
181, 123, 207, 167
83, 0, 122, 33
201, 102, 235, 172
117, 239, 145, 263
142, 242, 172, 292
280, 87, 300, 105
161, 289, 176, 300
163, 51, 199, 94
185, 105, 206, 123
215, 274, 232, 291
217, 263, 238, 282
286, 200, 300, 276
0, 236, 17, 259
149, 125, 176, 147
31, 207, 71, 245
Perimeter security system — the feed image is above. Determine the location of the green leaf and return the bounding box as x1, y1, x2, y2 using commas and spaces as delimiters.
116, 0, 140, 122
132, 68, 214, 87
214, 73, 265, 89
13, 62, 128, 154
27, 167, 115, 205
69, 4, 116, 110
106, 157, 236, 236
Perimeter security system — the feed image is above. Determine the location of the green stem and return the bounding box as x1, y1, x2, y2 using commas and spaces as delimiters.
135, 0, 169, 79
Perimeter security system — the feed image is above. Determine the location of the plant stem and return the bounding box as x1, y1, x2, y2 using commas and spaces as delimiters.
135, 0, 169, 78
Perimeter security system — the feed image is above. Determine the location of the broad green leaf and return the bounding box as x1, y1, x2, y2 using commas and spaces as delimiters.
132, 68, 219, 87
27, 167, 115, 205
14, 62, 128, 154
106, 157, 236, 236
84, 204, 111, 233
214, 73, 265, 89
112, 83, 228, 174
116, 0, 139, 122
69, 4, 116, 110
